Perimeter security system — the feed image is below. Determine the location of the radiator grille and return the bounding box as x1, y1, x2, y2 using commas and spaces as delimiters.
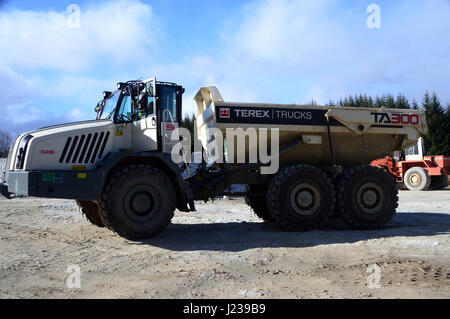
59, 131, 110, 164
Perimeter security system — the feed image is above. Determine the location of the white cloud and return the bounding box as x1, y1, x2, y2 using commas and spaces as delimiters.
228, 0, 344, 68
0, 0, 157, 71
207, 0, 450, 104
0, 65, 34, 106
0, 0, 158, 135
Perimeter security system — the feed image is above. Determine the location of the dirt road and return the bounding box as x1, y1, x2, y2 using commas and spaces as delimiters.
0, 190, 449, 299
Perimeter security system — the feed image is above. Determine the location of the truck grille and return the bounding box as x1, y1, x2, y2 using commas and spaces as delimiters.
59, 131, 110, 164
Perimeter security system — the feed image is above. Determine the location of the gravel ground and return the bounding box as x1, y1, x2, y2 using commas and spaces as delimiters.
0, 189, 449, 299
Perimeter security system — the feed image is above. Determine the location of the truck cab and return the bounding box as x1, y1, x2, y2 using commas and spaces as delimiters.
1, 78, 189, 203
404, 137, 425, 161
96, 78, 183, 154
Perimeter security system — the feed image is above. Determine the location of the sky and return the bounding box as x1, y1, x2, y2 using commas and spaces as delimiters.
1, 0, 450, 136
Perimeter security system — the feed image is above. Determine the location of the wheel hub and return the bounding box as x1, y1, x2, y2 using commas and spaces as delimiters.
132, 194, 152, 213
361, 189, 377, 206
289, 183, 321, 216
356, 182, 383, 214
124, 185, 159, 222
409, 174, 421, 186
296, 190, 314, 208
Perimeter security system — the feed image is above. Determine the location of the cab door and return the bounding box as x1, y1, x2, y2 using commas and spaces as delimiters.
158, 85, 182, 153
132, 94, 158, 152
114, 88, 158, 153
113, 92, 133, 152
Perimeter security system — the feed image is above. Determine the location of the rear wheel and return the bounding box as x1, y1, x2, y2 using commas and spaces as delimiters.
76, 200, 104, 228
244, 184, 273, 222
337, 165, 398, 229
99, 165, 176, 240
404, 167, 431, 191
266, 165, 335, 231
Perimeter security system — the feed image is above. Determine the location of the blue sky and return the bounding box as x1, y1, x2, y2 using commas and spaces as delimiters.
1, 0, 450, 136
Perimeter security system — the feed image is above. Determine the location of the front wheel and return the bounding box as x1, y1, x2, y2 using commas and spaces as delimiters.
336, 165, 398, 229
76, 200, 104, 228
404, 167, 431, 191
99, 165, 176, 240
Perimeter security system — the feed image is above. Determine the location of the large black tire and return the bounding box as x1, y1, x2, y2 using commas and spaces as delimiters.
336, 165, 398, 229
266, 165, 335, 231
430, 175, 449, 190
99, 164, 176, 240
328, 172, 345, 220
404, 167, 431, 191
76, 200, 104, 228
244, 184, 273, 222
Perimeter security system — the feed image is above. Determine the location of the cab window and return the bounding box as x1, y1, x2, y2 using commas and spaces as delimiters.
405, 144, 419, 156
136, 94, 155, 119
116, 93, 133, 123
159, 86, 178, 122
147, 96, 155, 115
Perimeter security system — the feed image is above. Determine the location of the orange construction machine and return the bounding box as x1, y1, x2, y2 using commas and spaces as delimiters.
371, 138, 449, 191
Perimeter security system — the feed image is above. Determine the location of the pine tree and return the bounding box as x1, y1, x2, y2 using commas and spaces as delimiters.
361, 94, 374, 108
445, 105, 450, 155
340, 97, 349, 107
395, 94, 410, 109
422, 92, 450, 155
385, 94, 396, 108
375, 96, 384, 108
348, 95, 355, 107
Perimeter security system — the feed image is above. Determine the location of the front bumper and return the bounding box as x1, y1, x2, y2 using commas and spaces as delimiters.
0, 183, 10, 198
5, 170, 105, 200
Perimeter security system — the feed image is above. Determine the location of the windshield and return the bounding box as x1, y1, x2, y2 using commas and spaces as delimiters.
99, 89, 120, 120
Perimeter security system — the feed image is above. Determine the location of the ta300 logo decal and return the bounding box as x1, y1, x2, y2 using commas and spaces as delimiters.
371, 112, 419, 125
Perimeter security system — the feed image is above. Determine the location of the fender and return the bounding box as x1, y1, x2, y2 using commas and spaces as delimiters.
5, 151, 194, 211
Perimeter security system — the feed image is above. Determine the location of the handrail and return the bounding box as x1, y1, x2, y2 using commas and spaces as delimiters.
162, 109, 192, 179
162, 109, 175, 125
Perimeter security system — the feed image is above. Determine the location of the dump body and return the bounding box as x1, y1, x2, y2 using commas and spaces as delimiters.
195, 87, 428, 168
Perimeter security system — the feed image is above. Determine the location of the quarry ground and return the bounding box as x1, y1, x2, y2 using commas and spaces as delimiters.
0, 189, 449, 299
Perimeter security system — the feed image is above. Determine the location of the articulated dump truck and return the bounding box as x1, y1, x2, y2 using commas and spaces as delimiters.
0, 78, 428, 240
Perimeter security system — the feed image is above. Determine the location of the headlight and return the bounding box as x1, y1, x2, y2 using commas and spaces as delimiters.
15, 135, 33, 169
4, 142, 14, 182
